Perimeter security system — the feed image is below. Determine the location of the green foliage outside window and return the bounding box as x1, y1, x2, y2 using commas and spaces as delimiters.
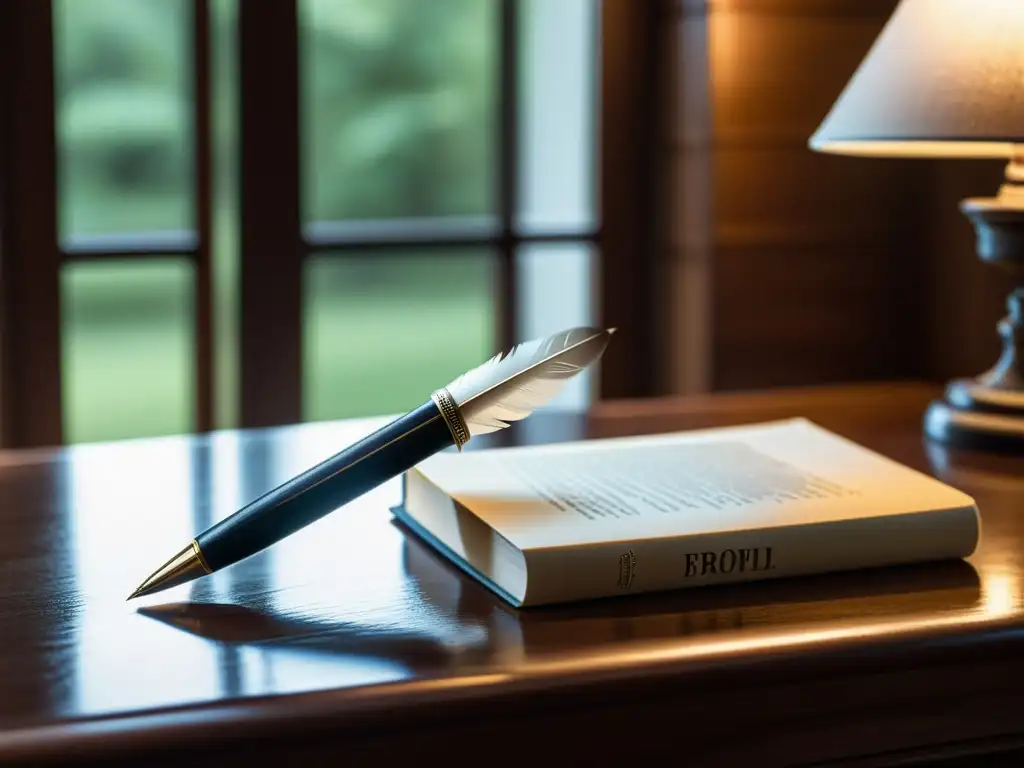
54, 0, 496, 443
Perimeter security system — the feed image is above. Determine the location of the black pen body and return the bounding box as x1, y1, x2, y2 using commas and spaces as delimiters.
196, 398, 457, 571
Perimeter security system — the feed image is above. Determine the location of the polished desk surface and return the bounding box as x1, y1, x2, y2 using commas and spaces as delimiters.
1, 383, 1023, 766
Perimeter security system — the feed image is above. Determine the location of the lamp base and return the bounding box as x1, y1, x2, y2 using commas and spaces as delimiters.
924, 379, 1024, 452
925, 192, 1024, 452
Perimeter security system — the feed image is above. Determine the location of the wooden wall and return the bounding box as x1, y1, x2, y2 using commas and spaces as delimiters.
666, 0, 986, 393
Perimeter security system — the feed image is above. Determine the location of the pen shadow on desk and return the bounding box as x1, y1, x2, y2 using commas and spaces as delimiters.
136, 599, 498, 673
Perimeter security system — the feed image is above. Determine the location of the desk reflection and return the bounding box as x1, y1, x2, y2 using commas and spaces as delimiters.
140, 599, 491, 684
67, 434, 221, 716
399, 528, 987, 658
64, 416, 428, 717
133, 525, 984, 687
10, 405, 1016, 732
925, 440, 1024, 619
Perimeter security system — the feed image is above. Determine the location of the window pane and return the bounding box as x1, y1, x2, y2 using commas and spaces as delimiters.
516, 242, 597, 411
211, 0, 239, 429
54, 0, 193, 239
62, 260, 195, 444
517, 0, 598, 234
300, 0, 497, 222
303, 251, 495, 421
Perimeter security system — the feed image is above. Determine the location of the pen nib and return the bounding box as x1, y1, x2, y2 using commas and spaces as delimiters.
128, 541, 210, 600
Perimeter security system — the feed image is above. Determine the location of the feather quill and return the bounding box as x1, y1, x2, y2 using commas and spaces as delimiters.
444, 326, 614, 437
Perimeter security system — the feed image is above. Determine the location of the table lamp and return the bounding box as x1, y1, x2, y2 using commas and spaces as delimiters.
810, 0, 1024, 452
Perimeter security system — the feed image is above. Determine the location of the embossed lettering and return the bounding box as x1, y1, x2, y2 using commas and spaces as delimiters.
719, 549, 737, 573
682, 547, 775, 578
701, 551, 717, 575
738, 548, 752, 571
684, 552, 699, 577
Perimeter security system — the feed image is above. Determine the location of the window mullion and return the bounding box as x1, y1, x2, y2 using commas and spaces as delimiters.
237, 0, 303, 428
497, 0, 520, 352
193, 0, 214, 433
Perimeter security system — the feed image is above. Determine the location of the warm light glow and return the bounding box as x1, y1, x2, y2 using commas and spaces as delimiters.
810, 0, 1024, 159
516, 604, 1004, 677
811, 140, 1017, 159
982, 572, 1019, 617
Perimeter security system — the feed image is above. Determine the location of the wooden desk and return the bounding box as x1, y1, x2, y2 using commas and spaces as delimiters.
1, 382, 1023, 767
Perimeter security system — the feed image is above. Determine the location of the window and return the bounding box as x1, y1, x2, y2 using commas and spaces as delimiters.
0, 0, 664, 447
53, 0, 203, 443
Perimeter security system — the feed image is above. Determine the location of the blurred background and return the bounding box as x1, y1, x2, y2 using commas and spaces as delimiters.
55, 0, 523, 442
5, 0, 605, 445
0, 0, 1013, 447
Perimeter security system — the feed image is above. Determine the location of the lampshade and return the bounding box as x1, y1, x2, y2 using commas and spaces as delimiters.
810, 0, 1024, 159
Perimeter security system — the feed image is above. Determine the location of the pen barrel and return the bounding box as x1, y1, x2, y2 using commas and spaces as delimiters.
196, 399, 457, 571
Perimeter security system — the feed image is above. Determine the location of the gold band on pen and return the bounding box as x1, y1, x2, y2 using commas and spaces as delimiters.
192, 539, 212, 574
431, 388, 470, 450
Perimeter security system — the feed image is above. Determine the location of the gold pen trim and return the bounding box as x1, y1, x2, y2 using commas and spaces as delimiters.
129, 541, 212, 599
431, 388, 470, 450
192, 539, 212, 574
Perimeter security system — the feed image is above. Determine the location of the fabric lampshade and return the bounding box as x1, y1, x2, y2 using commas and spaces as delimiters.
810, 0, 1024, 159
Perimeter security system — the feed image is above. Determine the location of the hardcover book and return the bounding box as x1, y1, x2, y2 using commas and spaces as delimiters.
392, 419, 981, 607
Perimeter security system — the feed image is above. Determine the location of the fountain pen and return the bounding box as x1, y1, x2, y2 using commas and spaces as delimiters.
128, 325, 613, 600
127, 390, 469, 599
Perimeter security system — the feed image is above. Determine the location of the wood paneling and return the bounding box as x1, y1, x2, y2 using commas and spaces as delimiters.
714, 245, 906, 388
709, 148, 915, 247
671, 13, 715, 393
706, 13, 886, 148
672, 0, 935, 392
600, 0, 674, 397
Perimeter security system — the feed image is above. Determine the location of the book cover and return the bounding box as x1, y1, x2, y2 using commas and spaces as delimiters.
392, 418, 981, 607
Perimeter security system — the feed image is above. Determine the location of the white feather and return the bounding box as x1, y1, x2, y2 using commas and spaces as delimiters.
444, 326, 613, 436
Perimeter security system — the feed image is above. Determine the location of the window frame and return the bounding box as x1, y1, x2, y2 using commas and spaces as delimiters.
0, 0, 667, 447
